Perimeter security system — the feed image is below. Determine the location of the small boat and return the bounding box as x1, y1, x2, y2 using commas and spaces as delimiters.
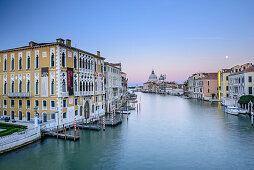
127, 106, 136, 110
239, 109, 248, 114
226, 106, 239, 116
122, 110, 131, 114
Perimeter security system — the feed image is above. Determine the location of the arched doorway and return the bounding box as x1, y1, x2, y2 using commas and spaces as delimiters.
84, 101, 90, 119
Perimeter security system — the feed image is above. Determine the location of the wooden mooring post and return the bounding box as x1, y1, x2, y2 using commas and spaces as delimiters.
65, 128, 66, 140
57, 126, 59, 139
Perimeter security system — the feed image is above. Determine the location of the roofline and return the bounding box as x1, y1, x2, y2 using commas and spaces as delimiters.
0, 42, 105, 60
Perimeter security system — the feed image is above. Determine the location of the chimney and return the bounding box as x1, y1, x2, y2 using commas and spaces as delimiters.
29, 41, 35, 47
66, 39, 71, 46
56, 38, 65, 44
97, 51, 100, 57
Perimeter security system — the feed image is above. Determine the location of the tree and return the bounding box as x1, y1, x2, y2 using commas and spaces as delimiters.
238, 95, 254, 104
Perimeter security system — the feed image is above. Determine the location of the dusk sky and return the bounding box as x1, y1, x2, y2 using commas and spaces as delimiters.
0, 0, 254, 86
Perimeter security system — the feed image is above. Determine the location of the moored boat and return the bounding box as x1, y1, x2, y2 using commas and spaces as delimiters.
226, 106, 239, 116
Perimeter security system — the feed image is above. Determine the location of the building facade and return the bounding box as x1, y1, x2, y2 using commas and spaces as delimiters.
0, 39, 105, 124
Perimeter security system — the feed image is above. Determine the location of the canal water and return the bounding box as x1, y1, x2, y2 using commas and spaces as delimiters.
1, 92, 254, 169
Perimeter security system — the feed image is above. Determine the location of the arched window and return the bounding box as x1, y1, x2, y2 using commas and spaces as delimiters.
88, 60, 90, 70
74, 55, 77, 69
27, 56, 31, 69
85, 59, 87, 69
51, 79, 55, 95
19, 57, 22, 70
86, 82, 88, 91
83, 58, 85, 69
80, 81, 82, 91
27, 80, 30, 92
4, 58, 7, 71
11, 81, 14, 93
79, 58, 82, 68
4, 81, 7, 94
62, 52, 65, 67
91, 83, 93, 91
19, 80, 22, 93
51, 53, 54, 67
89, 82, 91, 91
62, 79, 66, 92
35, 80, 39, 95
11, 58, 14, 70
35, 55, 39, 69
83, 82, 85, 92
74, 80, 77, 92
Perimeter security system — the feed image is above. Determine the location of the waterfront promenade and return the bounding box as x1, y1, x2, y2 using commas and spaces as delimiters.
1, 92, 254, 169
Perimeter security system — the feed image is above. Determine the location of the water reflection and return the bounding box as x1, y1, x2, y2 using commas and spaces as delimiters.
1, 92, 254, 169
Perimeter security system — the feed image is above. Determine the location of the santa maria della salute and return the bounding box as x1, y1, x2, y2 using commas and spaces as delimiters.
142, 70, 184, 95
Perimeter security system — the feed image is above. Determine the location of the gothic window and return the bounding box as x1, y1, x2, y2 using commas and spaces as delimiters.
74, 80, 78, 92
27, 56, 31, 69
74, 55, 77, 69
62, 52, 66, 67
27, 80, 30, 92
95, 62, 97, 72
51, 53, 54, 67
88, 60, 90, 70
79, 58, 82, 68
19, 57, 22, 70
19, 80, 22, 93
4, 81, 7, 94
51, 79, 55, 95
85, 59, 87, 69
35, 80, 39, 95
83, 58, 85, 69
35, 55, 39, 69
86, 82, 88, 91
91, 83, 93, 91
84, 82, 86, 91
11, 81, 14, 93
11, 57, 14, 70
4, 58, 7, 71
80, 81, 82, 91
89, 82, 91, 91
62, 79, 66, 92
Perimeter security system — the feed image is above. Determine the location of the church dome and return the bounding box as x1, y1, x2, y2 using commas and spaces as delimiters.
159, 74, 164, 80
148, 70, 157, 82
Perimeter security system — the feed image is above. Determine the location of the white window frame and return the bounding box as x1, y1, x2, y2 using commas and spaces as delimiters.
10, 53, 15, 71
50, 100, 55, 110
3, 99, 7, 108
18, 99, 22, 109
26, 100, 31, 109
35, 50, 39, 69
42, 100, 47, 110
35, 100, 39, 110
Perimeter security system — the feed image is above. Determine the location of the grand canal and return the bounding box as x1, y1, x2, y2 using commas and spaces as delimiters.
1, 92, 254, 169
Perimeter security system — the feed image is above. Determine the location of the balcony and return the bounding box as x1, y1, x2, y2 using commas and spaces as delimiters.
62, 92, 69, 97
8, 92, 31, 98
74, 91, 80, 96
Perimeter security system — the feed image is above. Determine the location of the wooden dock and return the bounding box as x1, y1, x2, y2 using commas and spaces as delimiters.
105, 119, 122, 126
78, 124, 101, 131
42, 130, 80, 141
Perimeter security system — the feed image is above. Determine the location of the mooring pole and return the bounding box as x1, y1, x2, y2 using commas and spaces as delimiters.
63, 124, 64, 133
127, 108, 129, 120
57, 126, 59, 139
78, 127, 80, 136
103, 116, 105, 131
65, 128, 66, 140
74, 130, 76, 141
69, 126, 71, 135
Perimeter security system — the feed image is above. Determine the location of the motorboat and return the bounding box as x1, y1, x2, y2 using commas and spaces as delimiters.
225, 106, 239, 116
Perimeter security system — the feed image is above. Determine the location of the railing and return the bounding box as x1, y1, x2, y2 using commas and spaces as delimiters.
0, 127, 40, 147
62, 92, 69, 97
8, 92, 31, 98
74, 91, 80, 96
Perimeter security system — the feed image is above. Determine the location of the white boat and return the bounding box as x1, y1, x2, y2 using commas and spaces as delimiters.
226, 106, 239, 116
122, 110, 131, 114
239, 109, 248, 114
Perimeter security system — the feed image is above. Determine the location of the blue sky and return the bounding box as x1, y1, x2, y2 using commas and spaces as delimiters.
0, 0, 254, 86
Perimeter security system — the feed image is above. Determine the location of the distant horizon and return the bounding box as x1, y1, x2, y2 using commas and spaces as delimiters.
0, 0, 254, 85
